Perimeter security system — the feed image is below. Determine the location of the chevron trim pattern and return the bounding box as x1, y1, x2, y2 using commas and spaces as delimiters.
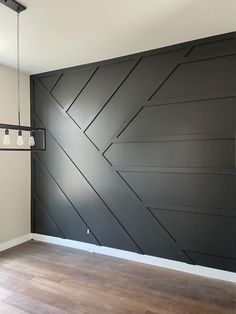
31, 32, 236, 272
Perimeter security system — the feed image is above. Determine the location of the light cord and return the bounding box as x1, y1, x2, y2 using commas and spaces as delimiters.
17, 12, 21, 126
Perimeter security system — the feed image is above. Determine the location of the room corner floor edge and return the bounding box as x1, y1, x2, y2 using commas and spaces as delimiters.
0, 233, 235, 283
28, 233, 236, 284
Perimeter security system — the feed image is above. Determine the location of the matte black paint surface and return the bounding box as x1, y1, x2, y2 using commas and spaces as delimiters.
31, 32, 236, 272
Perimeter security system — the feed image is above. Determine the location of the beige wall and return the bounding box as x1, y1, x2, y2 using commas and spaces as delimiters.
0, 64, 30, 243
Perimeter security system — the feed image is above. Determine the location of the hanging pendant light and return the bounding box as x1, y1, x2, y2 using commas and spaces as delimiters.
0, 0, 46, 152
17, 130, 24, 146
29, 131, 35, 146
3, 129, 10, 146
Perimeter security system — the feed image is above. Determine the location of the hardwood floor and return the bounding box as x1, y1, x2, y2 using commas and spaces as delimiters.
0, 241, 235, 314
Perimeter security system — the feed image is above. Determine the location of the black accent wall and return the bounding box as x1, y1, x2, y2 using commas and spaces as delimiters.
31, 32, 236, 272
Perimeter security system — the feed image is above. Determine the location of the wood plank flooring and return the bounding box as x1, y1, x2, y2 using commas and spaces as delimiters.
0, 241, 235, 314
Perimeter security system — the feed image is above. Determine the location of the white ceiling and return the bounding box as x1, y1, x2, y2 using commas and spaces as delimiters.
0, 0, 236, 74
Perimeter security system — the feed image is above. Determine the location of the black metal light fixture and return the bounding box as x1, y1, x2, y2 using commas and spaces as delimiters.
0, 0, 46, 151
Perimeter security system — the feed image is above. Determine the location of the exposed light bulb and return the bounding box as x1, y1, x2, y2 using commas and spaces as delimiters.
29, 132, 35, 146
3, 129, 10, 145
17, 130, 24, 146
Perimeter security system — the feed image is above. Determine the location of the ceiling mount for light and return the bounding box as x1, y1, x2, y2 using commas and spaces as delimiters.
0, 0, 26, 13
0, 0, 46, 151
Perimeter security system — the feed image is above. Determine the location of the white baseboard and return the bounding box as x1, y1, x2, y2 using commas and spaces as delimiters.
0, 233, 32, 252
1, 233, 235, 284
32, 233, 236, 284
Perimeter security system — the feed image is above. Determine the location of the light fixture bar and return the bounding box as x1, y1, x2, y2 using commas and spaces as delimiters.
0, 0, 26, 13
0, 123, 34, 131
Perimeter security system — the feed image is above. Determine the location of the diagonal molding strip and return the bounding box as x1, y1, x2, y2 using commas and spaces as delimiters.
33, 79, 189, 262
34, 133, 141, 252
